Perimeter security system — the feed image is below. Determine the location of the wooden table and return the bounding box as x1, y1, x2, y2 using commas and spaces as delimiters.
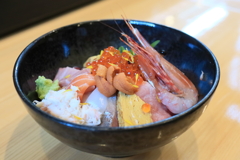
1, 0, 240, 159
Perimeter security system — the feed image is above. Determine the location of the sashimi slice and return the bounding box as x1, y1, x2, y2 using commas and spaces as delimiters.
54, 67, 91, 87
69, 74, 96, 101
85, 88, 118, 127
85, 88, 108, 113
100, 96, 118, 127
136, 81, 171, 122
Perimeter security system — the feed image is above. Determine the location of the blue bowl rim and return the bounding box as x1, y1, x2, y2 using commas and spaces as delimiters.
13, 19, 220, 132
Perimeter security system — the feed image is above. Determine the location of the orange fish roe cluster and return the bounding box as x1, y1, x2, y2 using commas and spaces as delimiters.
86, 46, 143, 86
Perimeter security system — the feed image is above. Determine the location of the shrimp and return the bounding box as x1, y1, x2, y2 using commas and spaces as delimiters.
120, 19, 198, 114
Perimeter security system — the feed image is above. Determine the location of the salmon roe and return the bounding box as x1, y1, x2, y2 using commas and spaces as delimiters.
85, 46, 143, 86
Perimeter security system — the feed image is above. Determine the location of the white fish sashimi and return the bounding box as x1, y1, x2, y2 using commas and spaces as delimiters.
100, 96, 118, 127
85, 88, 108, 113
85, 88, 118, 127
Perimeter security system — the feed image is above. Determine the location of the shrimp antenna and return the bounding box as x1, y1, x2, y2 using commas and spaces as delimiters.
110, 10, 124, 34
121, 15, 134, 30
118, 6, 130, 32
114, 18, 124, 34
119, 5, 129, 23
99, 21, 122, 34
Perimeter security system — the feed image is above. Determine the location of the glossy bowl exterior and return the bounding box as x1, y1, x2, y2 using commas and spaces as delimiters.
13, 20, 220, 157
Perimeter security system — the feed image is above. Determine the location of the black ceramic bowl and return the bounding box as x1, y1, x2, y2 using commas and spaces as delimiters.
13, 19, 220, 157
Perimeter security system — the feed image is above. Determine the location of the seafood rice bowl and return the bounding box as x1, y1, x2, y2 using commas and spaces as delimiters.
13, 19, 220, 157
